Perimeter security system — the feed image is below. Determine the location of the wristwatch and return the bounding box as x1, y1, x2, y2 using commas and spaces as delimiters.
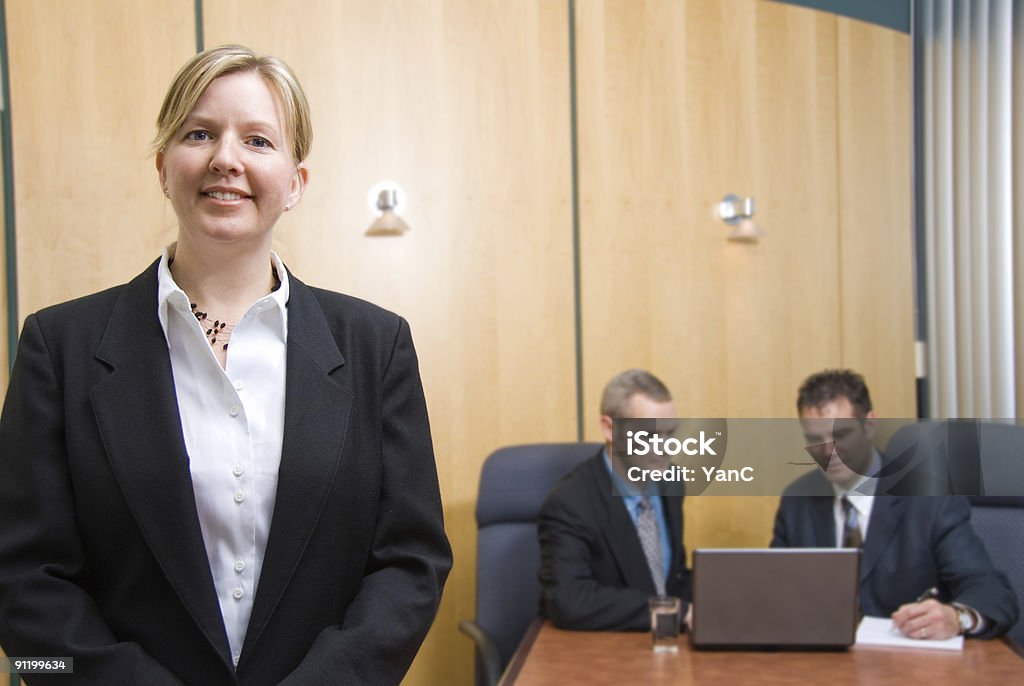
952, 603, 978, 635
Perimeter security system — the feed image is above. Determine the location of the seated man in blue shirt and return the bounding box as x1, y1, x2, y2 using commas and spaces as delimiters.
538, 369, 691, 630
771, 369, 1018, 640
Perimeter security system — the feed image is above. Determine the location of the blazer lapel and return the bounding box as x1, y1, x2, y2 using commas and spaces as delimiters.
89, 261, 232, 663
860, 496, 904, 583
591, 460, 657, 593
242, 274, 351, 655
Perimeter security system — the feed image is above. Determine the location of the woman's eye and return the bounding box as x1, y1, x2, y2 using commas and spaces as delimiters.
185, 130, 210, 141
249, 136, 271, 148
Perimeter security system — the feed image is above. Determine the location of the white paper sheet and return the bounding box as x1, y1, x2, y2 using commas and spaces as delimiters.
855, 615, 964, 651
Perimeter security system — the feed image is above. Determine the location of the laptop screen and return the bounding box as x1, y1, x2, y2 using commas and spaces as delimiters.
691, 548, 861, 649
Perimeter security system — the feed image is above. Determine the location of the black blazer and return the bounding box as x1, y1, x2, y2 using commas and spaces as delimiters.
0, 260, 452, 685
537, 451, 691, 631
771, 470, 1018, 639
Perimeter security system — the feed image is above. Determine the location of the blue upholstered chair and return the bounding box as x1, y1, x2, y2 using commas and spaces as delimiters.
968, 497, 1024, 651
884, 419, 1024, 496
459, 443, 599, 686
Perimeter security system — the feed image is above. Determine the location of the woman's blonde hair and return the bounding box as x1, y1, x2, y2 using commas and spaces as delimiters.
153, 45, 312, 162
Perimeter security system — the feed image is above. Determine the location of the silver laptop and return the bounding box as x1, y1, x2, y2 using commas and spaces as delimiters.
690, 548, 860, 650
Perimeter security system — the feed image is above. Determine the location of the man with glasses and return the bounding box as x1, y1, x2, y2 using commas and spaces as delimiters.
770, 369, 1017, 640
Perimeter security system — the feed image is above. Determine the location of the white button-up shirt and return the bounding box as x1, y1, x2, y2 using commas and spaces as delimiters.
157, 245, 288, 666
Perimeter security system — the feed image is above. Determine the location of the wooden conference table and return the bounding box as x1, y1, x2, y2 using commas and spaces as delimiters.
501, 621, 1023, 685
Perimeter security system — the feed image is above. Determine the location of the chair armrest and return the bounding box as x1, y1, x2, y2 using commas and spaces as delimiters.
458, 620, 502, 686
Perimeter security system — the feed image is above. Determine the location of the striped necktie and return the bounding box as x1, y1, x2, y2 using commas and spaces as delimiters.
636, 496, 666, 595
840, 496, 863, 548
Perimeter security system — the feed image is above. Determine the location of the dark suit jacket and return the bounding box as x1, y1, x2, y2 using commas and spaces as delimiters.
537, 451, 691, 631
0, 260, 452, 685
771, 470, 1018, 639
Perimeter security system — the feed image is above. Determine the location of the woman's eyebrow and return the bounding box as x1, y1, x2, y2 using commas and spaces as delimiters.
182, 113, 281, 133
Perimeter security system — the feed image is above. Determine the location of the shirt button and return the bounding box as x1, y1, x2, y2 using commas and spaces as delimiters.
232, 587, 244, 600
234, 491, 246, 503
229, 404, 240, 417
234, 379, 244, 391
234, 558, 246, 573
233, 464, 245, 477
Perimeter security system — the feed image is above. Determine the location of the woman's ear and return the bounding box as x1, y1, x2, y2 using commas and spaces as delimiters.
156, 151, 168, 196
286, 163, 309, 209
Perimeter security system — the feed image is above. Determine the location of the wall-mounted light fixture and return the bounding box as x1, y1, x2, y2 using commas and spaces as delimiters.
717, 194, 763, 242
366, 181, 409, 236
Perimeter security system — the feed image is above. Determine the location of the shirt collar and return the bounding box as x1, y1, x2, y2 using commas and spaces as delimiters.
603, 448, 657, 499
157, 243, 290, 341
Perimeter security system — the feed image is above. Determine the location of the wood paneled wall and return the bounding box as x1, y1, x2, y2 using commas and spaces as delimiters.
575, 0, 911, 554
6, 0, 193, 315
1, 1, 911, 685
837, 17, 915, 417
577, 0, 840, 426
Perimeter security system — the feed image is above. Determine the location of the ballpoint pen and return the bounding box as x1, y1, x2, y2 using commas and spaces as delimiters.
916, 586, 940, 603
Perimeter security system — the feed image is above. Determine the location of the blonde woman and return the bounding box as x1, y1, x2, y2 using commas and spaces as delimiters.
0, 45, 451, 685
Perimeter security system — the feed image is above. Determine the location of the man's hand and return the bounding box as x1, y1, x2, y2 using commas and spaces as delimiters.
891, 599, 960, 640
684, 604, 693, 631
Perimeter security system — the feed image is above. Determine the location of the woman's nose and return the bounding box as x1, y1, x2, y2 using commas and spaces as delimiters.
209, 139, 243, 175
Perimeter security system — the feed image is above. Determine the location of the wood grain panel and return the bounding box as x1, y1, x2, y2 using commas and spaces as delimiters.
6, 0, 195, 319
576, 0, 841, 555
202, 3, 576, 685
837, 19, 915, 418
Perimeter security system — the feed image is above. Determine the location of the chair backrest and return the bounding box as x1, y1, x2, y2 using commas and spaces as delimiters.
884, 419, 1024, 495
968, 496, 1024, 650
472, 443, 599, 679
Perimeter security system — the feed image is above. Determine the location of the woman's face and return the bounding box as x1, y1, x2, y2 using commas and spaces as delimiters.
156, 71, 307, 249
